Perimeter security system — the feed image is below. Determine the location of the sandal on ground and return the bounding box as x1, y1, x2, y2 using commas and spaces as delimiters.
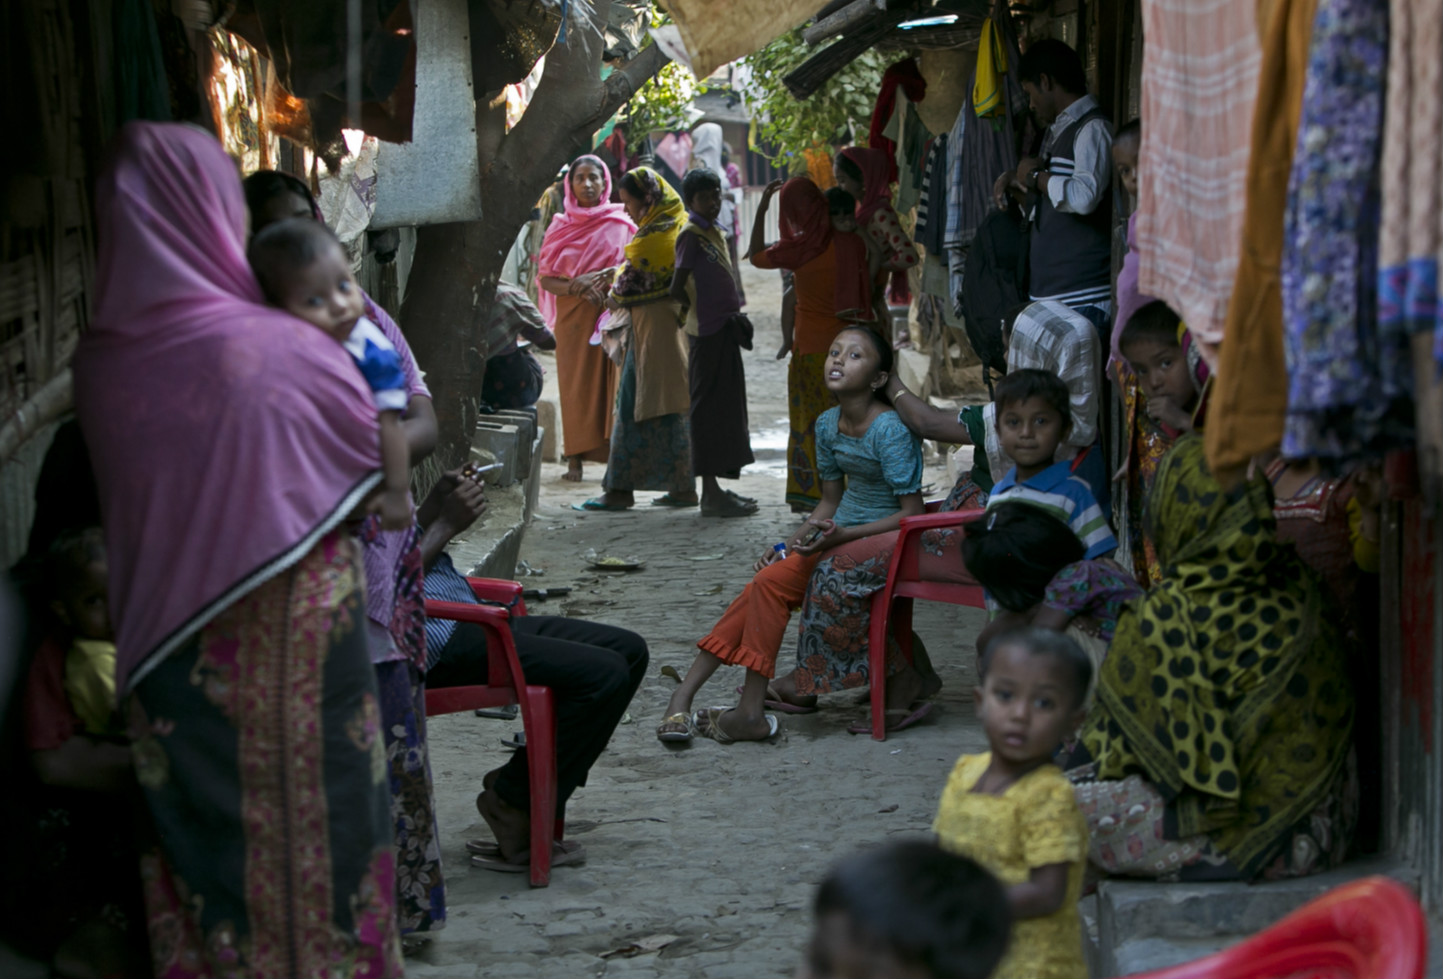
572, 497, 631, 512
691, 707, 780, 744
467, 838, 584, 858
847, 701, 935, 735
701, 496, 758, 518
471, 841, 588, 873
725, 489, 757, 506
656, 712, 694, 744
650, 493, 699, 507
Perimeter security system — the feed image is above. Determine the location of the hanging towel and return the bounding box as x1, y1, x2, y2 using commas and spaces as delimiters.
973, 19, 1007, 120
1135, 0, 1262, 350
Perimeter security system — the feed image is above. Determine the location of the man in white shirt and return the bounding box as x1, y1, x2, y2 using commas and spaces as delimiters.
993, 39, 1114, 330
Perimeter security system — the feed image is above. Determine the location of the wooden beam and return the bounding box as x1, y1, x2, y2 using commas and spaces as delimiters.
784, 3, 914, 98
802, 0, 886, 45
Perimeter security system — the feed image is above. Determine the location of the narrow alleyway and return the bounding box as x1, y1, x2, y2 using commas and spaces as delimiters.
410, 267, 989, 978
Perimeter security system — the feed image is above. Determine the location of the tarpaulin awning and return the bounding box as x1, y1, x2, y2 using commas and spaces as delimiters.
662, 0, 823, 77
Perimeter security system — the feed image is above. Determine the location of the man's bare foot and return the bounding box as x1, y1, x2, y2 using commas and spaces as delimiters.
477, 788, 530, 861
563, 459, 584, 482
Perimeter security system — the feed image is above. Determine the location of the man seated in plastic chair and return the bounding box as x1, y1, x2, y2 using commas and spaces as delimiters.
416, 470, 649, 872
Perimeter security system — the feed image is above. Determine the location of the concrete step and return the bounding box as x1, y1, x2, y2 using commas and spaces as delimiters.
1094, 857, 1422, 976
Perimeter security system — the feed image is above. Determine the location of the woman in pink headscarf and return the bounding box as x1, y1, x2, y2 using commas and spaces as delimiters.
74, 122, 403, 977
835, 146, 920, 330
538, 154, 637, 482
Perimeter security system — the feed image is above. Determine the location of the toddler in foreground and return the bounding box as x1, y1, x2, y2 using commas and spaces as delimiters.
248, 218, 411, 528
933, 628, 1092, 979
801, 840, 1011, 979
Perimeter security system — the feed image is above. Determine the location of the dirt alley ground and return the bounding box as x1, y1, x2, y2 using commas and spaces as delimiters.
408, 265, 990, 979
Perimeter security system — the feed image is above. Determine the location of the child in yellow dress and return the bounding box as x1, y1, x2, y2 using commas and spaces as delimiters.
933, 628, 1092, 979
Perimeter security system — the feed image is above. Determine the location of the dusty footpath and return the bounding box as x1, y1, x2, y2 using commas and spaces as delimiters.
408, 267, 990, 979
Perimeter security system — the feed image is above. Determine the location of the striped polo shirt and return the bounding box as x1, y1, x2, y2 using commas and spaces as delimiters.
987, 458, 1117, 559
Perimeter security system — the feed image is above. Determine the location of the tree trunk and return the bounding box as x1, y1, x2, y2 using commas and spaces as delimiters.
401, 1, 670, 474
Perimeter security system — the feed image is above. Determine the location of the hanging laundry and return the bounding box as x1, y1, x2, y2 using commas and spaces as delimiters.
944, 14, 1026, 253
915, 134, 949, 257
1203, 0, 1320, 480
1281, 0, 1405, 466
1378, 0, 1442, 359
868, 58, 926, 185
1134, 0, 1262, 350
881, 92, 930, 215
972, 18, 1008, 120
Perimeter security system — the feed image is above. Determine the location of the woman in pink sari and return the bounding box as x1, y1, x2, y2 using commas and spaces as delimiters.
74, 122, 402, 978
537, 154, 637, 482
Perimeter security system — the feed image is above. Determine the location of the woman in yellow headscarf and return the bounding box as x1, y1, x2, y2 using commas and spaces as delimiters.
576, 167, 697, 510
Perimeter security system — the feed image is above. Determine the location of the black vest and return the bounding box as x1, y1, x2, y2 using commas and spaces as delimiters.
1029, 104, 1112, 307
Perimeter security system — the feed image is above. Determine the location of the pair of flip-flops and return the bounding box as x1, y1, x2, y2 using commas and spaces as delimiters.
846, 701, 935, 735
465, 837, 587, 872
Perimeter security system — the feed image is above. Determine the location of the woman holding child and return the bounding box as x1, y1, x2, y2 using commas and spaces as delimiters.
579, 167, 698, 510
1068, 436, 1356, 881
246, 169, 448, 936
76, 123, 403, 975
749, 177, 873, 511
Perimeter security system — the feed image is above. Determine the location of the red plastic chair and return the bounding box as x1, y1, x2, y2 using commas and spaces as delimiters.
423, 577, 563, 887
1119, 876, 1426, 979
865, 506, 986, 740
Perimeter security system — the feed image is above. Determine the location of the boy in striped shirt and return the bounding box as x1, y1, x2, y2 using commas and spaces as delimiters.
984, 369, 1117, 559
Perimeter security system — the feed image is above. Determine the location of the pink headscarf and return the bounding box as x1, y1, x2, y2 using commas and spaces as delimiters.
74, 122, 382, 693
536, 154, 636, 331
839, 146, 894, 223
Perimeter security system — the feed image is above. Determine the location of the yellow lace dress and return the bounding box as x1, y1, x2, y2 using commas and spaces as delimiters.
933, 753, 1089, 979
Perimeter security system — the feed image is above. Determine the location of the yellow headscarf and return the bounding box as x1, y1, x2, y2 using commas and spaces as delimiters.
611, 167, 685, 306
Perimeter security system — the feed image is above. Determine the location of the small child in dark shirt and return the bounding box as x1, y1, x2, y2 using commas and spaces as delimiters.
248, 218, 412, 529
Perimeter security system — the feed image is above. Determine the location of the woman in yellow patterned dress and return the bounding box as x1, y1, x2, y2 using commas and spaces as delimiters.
933, 629, 1092, 979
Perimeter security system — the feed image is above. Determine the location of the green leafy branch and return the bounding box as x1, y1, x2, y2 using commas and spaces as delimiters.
742, 31, 887, 169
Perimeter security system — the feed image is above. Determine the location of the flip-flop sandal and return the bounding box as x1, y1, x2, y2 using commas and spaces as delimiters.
467, 838, 584, 858
572, 498, 632, 511
475, 704, 519, 720
471, 841, 588, 873
734, 685, 817, 714
650, 494, 699, 508
656, 712, 694, 744
692, 707, 780, 744
847, 701, 935, 735
501, 732, 525, 750
725, 489, 758, 506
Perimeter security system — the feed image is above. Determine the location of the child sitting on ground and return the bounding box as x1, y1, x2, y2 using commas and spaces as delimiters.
984, 369, 1116, 560
248, 218, 411, 529
934, 627, 1092, 979
656, 326, 924, 744
47, 527, 122, 737
802, 840, 1012, 979
1118, 299, 1210, 583
671, 167, 759, 518
962, 502, 1142, 703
